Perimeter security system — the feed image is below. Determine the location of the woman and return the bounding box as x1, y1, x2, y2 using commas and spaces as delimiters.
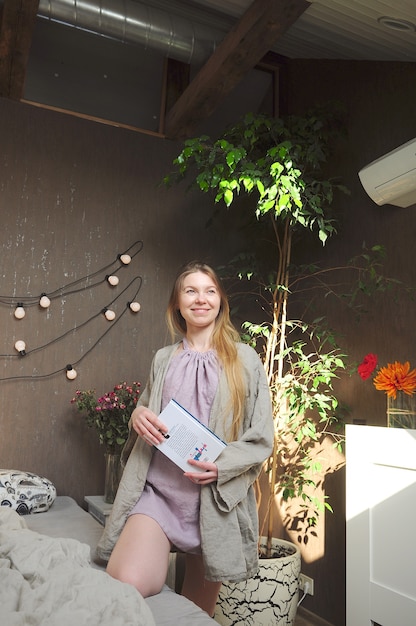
97, 261, 273, 616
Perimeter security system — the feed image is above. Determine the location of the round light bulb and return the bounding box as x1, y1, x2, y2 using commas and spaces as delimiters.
119, 254, 131, 265
66, 365, 78, 380
107, 275, 119, 286
14, 339, 26, 355
14, 304, 26, 319
104, 308, 116, 321
39, 294, 51, 308
129, 301, 141, 313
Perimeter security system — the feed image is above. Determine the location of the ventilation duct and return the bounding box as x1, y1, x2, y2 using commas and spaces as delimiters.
37, 0, 230, 66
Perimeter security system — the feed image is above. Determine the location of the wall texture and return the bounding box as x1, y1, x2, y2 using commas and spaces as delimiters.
281, 59, 416, 625
0, 56, 415, 626
0, 97, 231, 503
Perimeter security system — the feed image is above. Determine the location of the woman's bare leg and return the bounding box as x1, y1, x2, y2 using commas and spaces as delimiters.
106, 514, 171, 597
181, 553, 222, 616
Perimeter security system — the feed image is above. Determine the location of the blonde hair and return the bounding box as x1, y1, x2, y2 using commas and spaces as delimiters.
166, 261, 245, 441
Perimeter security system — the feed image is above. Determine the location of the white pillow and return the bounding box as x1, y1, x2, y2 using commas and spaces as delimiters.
0, 470, 57, 515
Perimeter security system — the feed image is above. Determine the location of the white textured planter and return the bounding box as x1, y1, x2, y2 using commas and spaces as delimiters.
214, 537, 301, 626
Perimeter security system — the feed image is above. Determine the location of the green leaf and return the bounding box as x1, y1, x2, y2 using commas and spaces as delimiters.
223, 189, 233, 206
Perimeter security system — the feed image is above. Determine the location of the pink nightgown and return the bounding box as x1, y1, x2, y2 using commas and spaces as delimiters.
129, 339, 220, 553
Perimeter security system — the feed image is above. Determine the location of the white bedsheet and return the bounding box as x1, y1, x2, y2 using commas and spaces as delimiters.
0, 507, 156, 626
1, 498, 217, 626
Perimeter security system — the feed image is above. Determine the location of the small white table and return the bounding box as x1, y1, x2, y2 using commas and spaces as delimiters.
84, 495, 113, 526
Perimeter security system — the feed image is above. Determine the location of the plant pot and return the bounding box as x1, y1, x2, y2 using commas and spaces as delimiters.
214, 537, 301, 626
104, 452, 121, 504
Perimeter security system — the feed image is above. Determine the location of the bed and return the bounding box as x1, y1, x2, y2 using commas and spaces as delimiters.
0, 495, 218, 626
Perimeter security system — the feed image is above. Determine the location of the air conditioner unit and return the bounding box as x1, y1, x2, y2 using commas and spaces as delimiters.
358, 138, 416, 208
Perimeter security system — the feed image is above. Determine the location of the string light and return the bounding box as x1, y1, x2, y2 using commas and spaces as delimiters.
107, 275, 119, 286
1, 275, 142, 364
119, 253, 131, 265
65, 364, 78, 380
14, 340, 26, 355
0, 244, 144, 381
103, 308, 116, 321
129, 301, 141, 312
2, 280, 139, 381
39, 294, 51, 309
14, 304, 26, 319
0, 240, 143, 309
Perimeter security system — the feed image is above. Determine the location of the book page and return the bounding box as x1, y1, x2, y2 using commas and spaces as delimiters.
156, 399, 226, 473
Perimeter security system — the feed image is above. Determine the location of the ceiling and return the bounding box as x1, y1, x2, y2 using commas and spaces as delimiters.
0, 0, 415, 138
194, 0, 416, 62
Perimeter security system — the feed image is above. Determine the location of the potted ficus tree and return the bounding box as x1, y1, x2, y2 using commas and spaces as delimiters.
164, 106, 378, 624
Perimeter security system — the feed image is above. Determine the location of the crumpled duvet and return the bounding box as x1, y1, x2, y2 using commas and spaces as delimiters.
0, 507, 156, 626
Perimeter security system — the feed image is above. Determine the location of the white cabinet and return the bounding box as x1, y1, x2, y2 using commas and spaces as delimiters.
346, 425, 416, 626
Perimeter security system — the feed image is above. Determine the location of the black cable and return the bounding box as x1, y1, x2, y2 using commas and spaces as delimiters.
0, 277, 143, 381
0, 240, 143, 306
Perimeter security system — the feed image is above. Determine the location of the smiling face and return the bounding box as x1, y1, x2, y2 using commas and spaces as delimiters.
177, 271, 221, 332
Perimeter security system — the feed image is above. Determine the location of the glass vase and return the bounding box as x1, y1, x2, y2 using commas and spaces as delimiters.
387, 393, 416, 429
104, 452, 121, 504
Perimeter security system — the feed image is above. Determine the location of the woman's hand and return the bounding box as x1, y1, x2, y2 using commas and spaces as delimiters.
131, 405, 168, 446
184, 460, 218, 485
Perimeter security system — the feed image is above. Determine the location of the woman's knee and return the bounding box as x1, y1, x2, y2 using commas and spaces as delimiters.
107, 563, 164, 597
106, 514, 171, 597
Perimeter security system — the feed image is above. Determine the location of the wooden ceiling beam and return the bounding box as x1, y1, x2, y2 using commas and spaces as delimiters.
0, 0, 39, 100
164, 0, 310, 140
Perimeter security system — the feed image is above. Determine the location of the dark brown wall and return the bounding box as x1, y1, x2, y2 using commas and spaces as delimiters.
281, 59, 416, 625
0, 98, 232, 504
0, 57, 415, 626
284, 60, 415, 429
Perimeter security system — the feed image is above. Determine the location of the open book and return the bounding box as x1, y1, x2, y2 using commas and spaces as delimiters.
156, 399, 226, 473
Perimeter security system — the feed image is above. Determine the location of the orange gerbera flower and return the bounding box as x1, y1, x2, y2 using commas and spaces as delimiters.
373, 361, 416, 399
